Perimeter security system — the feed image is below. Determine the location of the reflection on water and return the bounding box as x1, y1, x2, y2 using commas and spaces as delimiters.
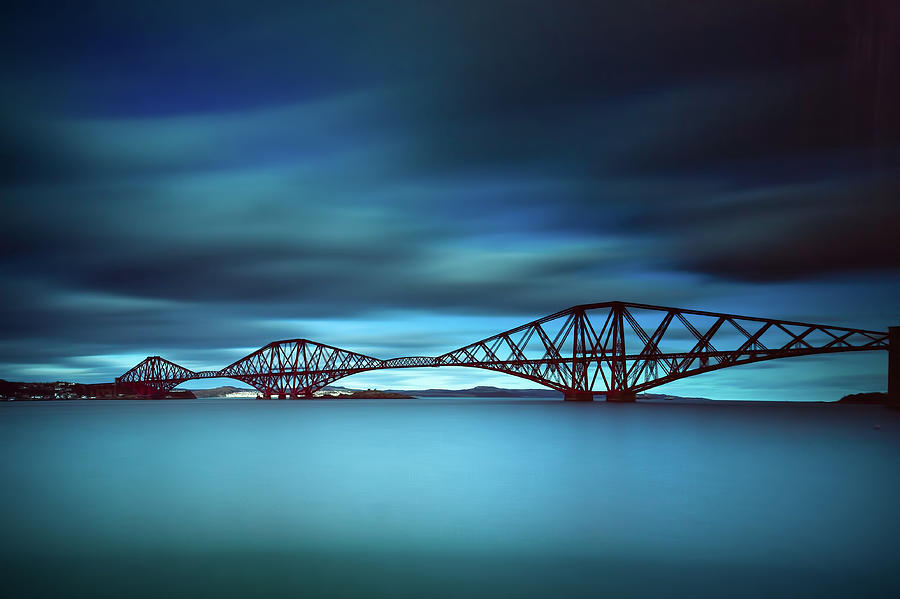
2, 399, 899, 597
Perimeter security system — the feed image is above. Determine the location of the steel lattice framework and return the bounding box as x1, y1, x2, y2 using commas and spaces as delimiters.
116, 301, 892, 400
117, 356, 198, 394
218, 340, 383, 398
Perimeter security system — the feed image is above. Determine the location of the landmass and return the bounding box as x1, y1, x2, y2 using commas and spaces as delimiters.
0, 380, 412, 400
2, 378, 888, 404
837, 392, 888, 405
0, 379, 195, 400
191, 385, 248, 398
381, 385, 711, 401
314, 390, 415, 399
1, 380, 697, 401
192, 386, 414, 399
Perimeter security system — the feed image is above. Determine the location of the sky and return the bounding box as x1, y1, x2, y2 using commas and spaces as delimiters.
1, 1, 898, 400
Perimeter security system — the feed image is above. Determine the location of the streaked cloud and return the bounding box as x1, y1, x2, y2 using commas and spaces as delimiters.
1, 1, 896, 400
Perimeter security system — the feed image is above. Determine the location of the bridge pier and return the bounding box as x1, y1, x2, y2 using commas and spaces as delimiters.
605, 390, 637, 402
890, 326, 899, 408
563, 391, 595, 401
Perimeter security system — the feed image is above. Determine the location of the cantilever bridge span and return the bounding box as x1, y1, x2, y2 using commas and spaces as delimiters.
117, 301, 896, 401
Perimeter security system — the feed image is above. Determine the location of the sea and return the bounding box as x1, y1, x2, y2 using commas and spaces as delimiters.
1, 398, 899, 598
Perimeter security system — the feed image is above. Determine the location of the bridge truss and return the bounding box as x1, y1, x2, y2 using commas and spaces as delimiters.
218, 340, 383, 399
117, 356, 198, 396
116, 302, 891, 400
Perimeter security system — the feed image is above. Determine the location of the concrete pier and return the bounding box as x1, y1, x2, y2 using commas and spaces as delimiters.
605, 390, 637, 402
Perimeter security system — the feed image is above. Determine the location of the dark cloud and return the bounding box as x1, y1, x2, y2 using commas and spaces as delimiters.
651, 175, 900, 281
0, 0, 897, 395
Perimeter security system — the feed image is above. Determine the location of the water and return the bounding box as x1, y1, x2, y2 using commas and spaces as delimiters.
1, 398, 899, 598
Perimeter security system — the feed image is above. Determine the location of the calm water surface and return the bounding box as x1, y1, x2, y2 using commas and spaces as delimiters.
2, 398, 899, 598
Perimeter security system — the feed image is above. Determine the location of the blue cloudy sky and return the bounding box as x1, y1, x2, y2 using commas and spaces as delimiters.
1, 1, 897, 399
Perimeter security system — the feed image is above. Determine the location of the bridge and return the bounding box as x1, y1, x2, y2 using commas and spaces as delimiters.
116, 301, 897, 402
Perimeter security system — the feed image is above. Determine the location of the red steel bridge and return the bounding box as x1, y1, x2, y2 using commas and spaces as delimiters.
117, 301, 897, 401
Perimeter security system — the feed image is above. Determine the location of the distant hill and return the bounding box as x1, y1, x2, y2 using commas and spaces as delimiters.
191, 385, 250, 398
384, 385, 560, 398
5, 379, 885, 403
837, 392, 888, 405
383, 385, 711, 401
130, 383, 714, 401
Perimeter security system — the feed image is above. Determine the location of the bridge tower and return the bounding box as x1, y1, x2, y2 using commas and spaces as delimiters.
605, 301, 636, 402
564, 307, 595, 401
890, 326, 899, 408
